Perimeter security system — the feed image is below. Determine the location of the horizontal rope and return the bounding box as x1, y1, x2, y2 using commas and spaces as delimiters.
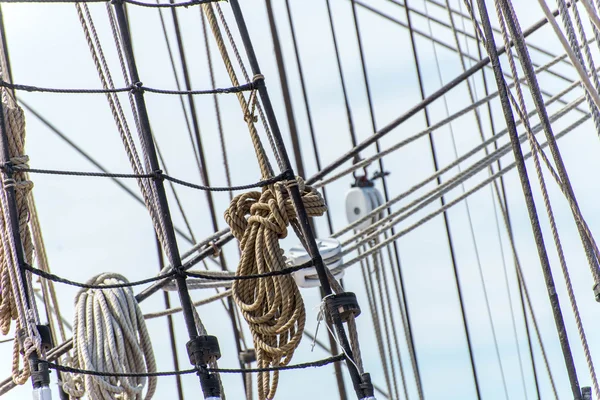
0, 80, 253, 95
3, 165, 289, 192
0, 0, 222, 6
185, 260, 313, 280
22, 263, 177, 289
46, 355, 345, 377
22, 259, 315, 289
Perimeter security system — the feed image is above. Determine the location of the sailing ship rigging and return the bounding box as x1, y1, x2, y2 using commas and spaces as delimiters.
0, 0, 597, 399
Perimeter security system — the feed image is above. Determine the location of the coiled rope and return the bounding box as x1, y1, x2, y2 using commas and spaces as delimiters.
225, 178, 326, 400
62, 273, 157, 400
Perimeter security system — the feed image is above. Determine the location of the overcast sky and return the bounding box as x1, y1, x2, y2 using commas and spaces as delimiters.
1, 0, 600, 399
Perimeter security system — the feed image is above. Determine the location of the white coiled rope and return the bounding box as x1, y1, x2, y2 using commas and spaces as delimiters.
63, 273, 157, 400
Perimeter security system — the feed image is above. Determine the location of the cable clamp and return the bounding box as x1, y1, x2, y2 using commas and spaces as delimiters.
324, 292, 361, 323
31, 359, 51, 389
36, 324, 53, 353
186, 335, 221, 366
359, 372, 375, 398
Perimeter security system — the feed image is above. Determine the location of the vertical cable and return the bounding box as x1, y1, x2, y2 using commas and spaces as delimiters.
226, 0, 372, 396
348, 3, 424, 397
155, 235, 184, 400
401, 1, 482, 397
471, 0, 582, 397
263, 2, 348, 398
110, 2, 218, 396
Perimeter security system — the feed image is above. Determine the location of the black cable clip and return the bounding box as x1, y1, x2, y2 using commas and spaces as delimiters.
239, 349, 256, 364
187, 335, 222, 398
186, 335, 221, 366
324, 292, 361, 323
358, 373, 375, 398
582, 386, 592, 400
31, 359, 51, 389
36, 324, 53, 352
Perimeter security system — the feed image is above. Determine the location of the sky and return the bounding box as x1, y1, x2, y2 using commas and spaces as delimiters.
1, 0, 600, 399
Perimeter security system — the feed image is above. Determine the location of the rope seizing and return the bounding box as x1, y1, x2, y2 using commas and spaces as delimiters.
225, 177, 326, 400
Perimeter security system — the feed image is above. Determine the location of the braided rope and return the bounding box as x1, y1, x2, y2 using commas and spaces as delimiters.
225, 178, 326, 400
201, 3, 273, 179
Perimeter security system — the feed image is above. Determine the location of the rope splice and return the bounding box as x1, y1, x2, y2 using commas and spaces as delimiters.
224, 177, 326, 400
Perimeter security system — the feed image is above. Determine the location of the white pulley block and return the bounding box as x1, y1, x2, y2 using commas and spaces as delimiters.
295, 258, 344, 288
345, 185, 384, 231
286, 238, 344, 288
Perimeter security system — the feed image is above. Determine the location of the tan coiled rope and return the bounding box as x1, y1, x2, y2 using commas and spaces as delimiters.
0, 101, 41, 386
225, 179, 326, 400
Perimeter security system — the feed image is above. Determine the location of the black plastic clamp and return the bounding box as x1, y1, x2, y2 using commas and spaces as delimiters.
325, 292, 361, 323
31, 360, 51, 389
36, 324, 53, 352
239, 349, 256, 364
186, 335, 221, 366
582, 387, 592, 400
358, 373, 375, 398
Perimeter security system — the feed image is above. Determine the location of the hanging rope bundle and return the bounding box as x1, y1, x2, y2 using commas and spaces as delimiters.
0, 100, 44, 386
0, 103, 33, 336
63, 273, 157, 400
225, 178, 326, 400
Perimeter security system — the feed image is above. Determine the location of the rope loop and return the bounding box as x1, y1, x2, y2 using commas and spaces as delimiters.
2, 178, 15, 189
251, 73, 265, 87
224, 175, 327, 400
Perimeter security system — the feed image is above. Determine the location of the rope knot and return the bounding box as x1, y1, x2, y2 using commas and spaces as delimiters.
244, 113, 258, 124
151, 169, 164, 182
1, 160, 13, 175
224, 177, 327, 399
130, 81, 144, 94
10, 155, 29, 170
